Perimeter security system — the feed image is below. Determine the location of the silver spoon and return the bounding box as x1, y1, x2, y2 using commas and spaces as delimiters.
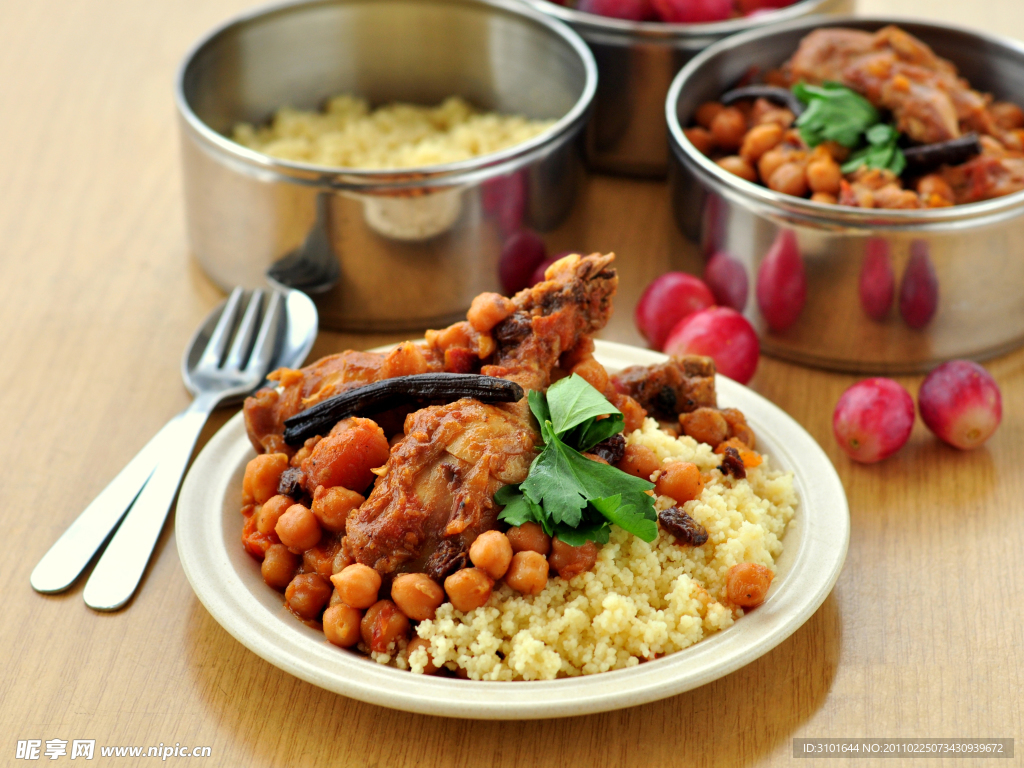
30, 288, 318, 605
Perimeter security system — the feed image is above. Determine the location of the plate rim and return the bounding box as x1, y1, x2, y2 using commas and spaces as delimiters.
176, 340, 849, 719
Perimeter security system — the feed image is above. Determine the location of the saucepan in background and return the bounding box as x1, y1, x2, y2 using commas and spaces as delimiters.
177, 0, 596, 331
668, 16, 1024, 373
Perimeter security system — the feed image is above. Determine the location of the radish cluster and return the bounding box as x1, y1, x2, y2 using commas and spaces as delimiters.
635, 270, 760, 384
833, 361, 1002, 463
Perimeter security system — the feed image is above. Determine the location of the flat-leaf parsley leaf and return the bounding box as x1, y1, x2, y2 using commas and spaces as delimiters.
496, 375, 658, 544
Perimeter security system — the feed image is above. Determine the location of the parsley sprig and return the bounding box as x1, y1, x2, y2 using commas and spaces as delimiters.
495, 375, 658, 546
793, 82, 906, 176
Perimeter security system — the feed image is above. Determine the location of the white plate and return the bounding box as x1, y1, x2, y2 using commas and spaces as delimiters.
176, 340, 849, 719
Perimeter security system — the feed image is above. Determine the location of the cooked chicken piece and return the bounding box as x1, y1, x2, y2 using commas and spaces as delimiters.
941, 154, 1024, 203
342, 399, 536, 578
785, 26, 992, 145
337, 253, 619, 577
611, 356, 717, 420
244, 344, 443, 454
482, 253, 618, 395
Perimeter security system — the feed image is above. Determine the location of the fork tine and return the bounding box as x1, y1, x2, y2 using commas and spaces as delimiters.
222, 290, 264, 371
245, 290, 284, 376
198, 287, 245, 369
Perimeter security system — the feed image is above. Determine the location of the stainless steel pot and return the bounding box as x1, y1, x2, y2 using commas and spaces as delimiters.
667, 16, 1024, 373
177, 0, 596, 331
525, 0, 851, 177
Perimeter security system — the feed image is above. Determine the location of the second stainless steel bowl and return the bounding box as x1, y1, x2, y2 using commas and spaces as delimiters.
177, 0, 596, 331
526, 0, 851, 177
667, 16, 1024, 373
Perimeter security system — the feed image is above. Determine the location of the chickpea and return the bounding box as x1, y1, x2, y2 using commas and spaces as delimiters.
990, 101, 1024, 130
323, 604, 362, 648
739, 123, 783, 164
805, 159, 842, 195
715, 437, 763, 468
469, 530, 513, 580
683, 127, 716, 156
768, 162, 809, 197
720, 408, 755, 449
242, 453, 289, 506
444, 568, 494, 613
716, 156, 758, 183
548, 538, 598, 580
917, 174, 955, 203
613, 393, 647, 433
256, 494, 292, 535
756, 108, 795, 129
679, 407, 729, 447
290, 436, 319, 468
311, 485, 364, 534
726, 562, 774, 608
406, 636, 439, 675
504, 551, 549, 596
285, 573, 332, 620
817, 141, 849, 163
303, 540, 340, 580
506, 522, 551, 556
391, 573, 445, 621
361, 600, 411, 653
380, 341, 429, 379
655, 461, 705, 505
467, 292, 516, 333
757, 148, 789, 184
694, 101, 724, 129
810, 192, 838, 205
710, 107, 747, 152
301, 417, 390, 493
616, 443, 661, 481
330, 563, 382, 609
570, 358, 611, 394
275, 504, 321, 553
261, 544, 299, 590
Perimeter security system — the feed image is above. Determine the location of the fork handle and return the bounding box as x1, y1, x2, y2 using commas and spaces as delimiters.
30, 415, 183, 594
83, 393, 219, 611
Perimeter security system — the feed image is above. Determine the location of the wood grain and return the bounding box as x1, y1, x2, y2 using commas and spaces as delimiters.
1, 0, 1021, 765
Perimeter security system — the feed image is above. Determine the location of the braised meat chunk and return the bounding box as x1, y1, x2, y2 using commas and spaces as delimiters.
612, 356, 717, 420
342, 399, 536, 577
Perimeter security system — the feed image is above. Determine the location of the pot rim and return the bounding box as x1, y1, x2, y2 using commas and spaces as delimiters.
666, 14, 1024, 229
522, 0, 835, 42
175, 0, 597, 191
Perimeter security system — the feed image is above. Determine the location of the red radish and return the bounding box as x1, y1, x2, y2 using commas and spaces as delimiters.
859, 238, 895, 321
651, 0, 732, 22
832, 378, 915, 463
919, 360, 1002, 449
635, 272, 716, 350
498, 231, 546, 295
737, 0, 796, 11
482, 172, 526, 236
899, 240, 938, 329
663, 307, 760, 384
703, 251, 748, 312
530, 251, 575, 286
756, 230, 806, 332
577, 0, 656, 19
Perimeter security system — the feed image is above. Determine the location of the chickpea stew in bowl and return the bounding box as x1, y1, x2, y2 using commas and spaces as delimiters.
684, 25, 1024, 208
216, 255, 824, 682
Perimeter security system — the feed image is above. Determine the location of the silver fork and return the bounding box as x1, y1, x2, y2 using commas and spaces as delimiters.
80, 288, 283, 611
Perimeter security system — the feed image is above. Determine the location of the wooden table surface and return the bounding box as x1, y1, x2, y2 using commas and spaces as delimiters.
3, 0, 1021, 765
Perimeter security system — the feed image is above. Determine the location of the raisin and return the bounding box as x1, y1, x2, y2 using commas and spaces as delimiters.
277, 467, 305, 497
719, 446, 746, 479
424, 539, 468, 582
590, 433, 626, 465
657, 507, 709, 546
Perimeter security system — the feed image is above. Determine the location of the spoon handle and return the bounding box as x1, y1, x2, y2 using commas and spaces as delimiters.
29, 416, 183, 594
83, 394, 218, 611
